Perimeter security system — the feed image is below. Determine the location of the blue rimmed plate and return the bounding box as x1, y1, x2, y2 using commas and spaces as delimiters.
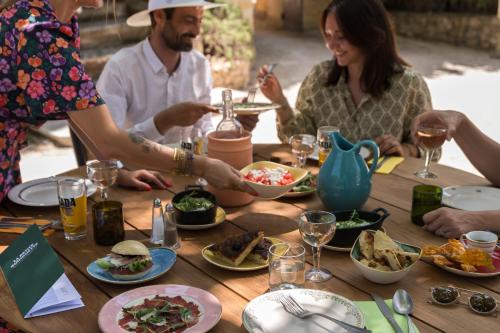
87, 248, 176, 285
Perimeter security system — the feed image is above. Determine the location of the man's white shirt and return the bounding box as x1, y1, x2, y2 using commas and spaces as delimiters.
97, 38, 213, 145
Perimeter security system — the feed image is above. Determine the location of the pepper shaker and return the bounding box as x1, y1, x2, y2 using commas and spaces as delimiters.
163, 203, 181, 250
150, 198, 164, 245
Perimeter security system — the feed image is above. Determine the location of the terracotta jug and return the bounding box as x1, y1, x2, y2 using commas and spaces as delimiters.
207, 130, 254, 207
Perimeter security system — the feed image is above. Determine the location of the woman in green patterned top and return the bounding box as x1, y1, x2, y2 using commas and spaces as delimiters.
260, 0, 432, 158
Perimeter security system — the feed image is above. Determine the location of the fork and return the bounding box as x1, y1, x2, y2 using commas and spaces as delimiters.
279, 295, 372, 333
247, 63, 277, 103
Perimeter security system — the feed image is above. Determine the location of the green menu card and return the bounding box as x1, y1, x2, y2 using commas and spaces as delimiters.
0, 225, 84, 318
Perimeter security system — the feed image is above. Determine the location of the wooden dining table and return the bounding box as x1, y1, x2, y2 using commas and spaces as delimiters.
0, 144, 498, 333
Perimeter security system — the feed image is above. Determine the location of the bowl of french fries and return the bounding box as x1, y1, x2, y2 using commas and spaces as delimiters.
350, 230, 421, 284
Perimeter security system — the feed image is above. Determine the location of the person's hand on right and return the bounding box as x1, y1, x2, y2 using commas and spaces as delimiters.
422, 207, 484, 239
258, 65, 287, 105
154, 102, 218, 135
411, 110, 465, 143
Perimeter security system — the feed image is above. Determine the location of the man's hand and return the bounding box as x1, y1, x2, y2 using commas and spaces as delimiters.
375, 134, 404, 156
237, 114, 259, 132
422, 207, 483, 239
154, 102, 218, 134
117, 169, 172, 191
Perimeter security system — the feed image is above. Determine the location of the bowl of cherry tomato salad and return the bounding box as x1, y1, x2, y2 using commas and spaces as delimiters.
241, 161, 308, 199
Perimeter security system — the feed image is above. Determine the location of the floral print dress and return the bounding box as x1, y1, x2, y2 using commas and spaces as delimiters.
0, 0, 104, 202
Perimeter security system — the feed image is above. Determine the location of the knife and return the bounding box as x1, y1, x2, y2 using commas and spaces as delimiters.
370, 293, 404, 333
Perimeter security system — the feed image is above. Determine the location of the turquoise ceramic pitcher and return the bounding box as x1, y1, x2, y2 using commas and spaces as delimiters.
317, 132, 379, 211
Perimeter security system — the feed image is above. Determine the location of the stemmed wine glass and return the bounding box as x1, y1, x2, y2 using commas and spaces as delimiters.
289, 134, 316, 168
298, 210, 336, 282
86, 160, 120, 200
414, 125, 448, 179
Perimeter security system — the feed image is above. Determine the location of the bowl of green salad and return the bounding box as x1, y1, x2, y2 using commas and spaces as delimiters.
328, 208, 390, 247
172, 187, 217, 225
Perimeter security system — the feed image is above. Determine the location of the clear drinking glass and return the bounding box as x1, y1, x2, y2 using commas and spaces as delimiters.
57, 178, 87, 240
289, 134, 316, 168
268, 243, 306, 291
86, 160, 120, 200
414, 125, 448, 179
317, 126, 339, 167
298, 210, 336, 282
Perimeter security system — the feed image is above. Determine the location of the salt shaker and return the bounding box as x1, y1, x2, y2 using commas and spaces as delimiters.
150, 198, 164, 245
163, 203, 180, 250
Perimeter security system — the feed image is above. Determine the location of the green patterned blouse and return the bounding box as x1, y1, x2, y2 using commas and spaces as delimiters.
278, 60, 433, 157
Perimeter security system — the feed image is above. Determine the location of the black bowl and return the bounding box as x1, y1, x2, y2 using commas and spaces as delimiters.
328, 208, 390, 247
172, 187, 217, 225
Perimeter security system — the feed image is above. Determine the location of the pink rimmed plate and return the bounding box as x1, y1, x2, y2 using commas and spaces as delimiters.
98, 284, 222, 333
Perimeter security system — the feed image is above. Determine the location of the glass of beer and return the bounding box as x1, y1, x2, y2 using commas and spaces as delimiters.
57, 178, 87, 240
317, 126, 339, 167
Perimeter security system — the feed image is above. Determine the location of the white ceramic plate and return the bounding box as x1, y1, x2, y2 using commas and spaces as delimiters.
309, 145, 370, 161
212, 102, 281, 115
442, 186, 500, 211
202, 237, 282, 271
98, 284, 222, 333
8, 177, 97, 207
176, 207, 226, 230
242, 289, 365, 333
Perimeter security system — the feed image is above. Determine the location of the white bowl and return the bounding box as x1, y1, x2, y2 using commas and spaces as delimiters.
350, 230, 421, 284
240, 161, 308, 200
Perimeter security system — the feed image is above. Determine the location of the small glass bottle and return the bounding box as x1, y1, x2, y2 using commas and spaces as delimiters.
215, 89, 243, 139
180, 127, 194, 153
192, 128, 203, 155
163, 203, 180, 250
150, 198, 164, 245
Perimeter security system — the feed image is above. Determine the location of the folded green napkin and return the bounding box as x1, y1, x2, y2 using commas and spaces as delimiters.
355, 300, 419, 333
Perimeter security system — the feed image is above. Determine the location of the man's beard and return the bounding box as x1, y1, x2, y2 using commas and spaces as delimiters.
162, 30, 195, 52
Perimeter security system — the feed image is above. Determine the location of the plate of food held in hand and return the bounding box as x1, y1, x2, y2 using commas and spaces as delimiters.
241, 161, 308, 199
87, 240, 176, 285
212, 102, 281, 115
98, 284, 222, 333
202, 231, 283, 271
351, 230, 421, 284
283, 172, 316, 198
422, 239, 500, 277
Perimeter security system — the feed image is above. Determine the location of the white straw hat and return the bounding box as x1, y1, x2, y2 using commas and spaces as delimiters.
127, 0, 224, 27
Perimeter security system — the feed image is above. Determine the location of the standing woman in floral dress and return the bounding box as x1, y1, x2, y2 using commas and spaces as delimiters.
0, 0, 250, 202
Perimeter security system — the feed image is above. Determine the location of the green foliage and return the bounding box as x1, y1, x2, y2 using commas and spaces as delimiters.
202, 0, 255, 63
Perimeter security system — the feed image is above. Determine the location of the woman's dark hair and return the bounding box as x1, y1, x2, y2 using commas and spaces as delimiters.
321, 0, 408, 97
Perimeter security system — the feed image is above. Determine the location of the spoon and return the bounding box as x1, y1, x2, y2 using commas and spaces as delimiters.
393, 289, 417, 333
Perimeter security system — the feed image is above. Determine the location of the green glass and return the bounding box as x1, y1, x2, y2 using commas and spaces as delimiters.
411, 185, 442, 226
92, 200, 125, 246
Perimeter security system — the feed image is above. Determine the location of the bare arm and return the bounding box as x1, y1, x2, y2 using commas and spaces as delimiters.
67, 105, 246, 191
412, 110, 500, 186
454, 116, 500, 186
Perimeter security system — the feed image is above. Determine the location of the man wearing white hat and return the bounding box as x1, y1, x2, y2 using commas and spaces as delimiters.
97, 0, 258, 146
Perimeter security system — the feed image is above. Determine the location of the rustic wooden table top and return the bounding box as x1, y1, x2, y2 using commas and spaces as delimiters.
0, 144, 498, 333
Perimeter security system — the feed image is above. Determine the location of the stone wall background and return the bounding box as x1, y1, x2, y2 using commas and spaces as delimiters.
390, 12, 500, 54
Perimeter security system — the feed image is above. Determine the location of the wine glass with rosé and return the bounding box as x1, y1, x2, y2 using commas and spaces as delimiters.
414, 125, 448, 179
